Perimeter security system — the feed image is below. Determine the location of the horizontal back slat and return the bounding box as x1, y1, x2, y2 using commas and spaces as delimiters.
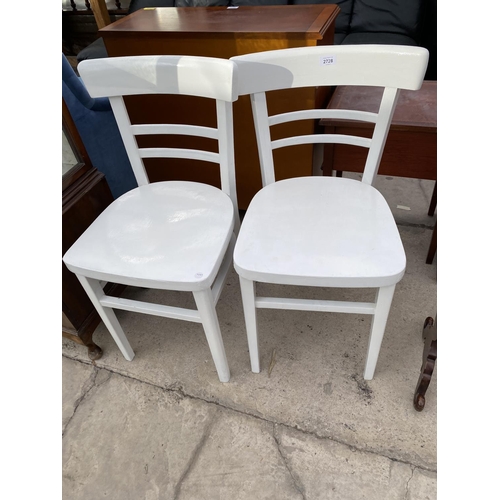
272, 134, 371, 150
269, 109, 378, 126
139, 148, 220, 164
130, 124, 219, 140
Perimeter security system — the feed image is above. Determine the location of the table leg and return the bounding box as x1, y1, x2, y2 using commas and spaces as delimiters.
87, 341, 104, 361
428, 182, 437, 216
426, 222, 437, 265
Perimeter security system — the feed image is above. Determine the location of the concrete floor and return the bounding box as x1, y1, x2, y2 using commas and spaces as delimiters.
62, 174, 437, 499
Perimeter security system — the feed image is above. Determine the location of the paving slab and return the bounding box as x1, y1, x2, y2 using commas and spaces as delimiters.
63, 366, 218, 499
275, 425, 437, 500
176, 409, 301, 499
63, 359, 436, 499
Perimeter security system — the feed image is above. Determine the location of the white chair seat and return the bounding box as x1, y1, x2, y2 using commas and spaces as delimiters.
64, 181, 234, 292
234, 177, 405, 288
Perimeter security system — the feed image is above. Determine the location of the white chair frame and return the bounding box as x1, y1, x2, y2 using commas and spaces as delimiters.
63, 55, 240, 382
231, 45, 429, 379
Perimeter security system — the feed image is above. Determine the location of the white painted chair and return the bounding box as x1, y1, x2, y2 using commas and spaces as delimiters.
231, 45, 428, 380
63, 55, 240, 382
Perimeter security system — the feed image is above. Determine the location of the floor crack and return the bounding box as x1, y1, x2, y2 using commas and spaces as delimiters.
63, 354, 437, 473
62, 366, 99, 437
172, 412, 217, 500
273, 423, 306, 500
405, 466, 415, 499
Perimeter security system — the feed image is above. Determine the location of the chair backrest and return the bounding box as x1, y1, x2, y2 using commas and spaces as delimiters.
231, 45, 428, 186
78, 55, 239, 217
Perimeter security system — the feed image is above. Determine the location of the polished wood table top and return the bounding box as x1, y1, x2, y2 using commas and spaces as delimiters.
101, 5, 339, 39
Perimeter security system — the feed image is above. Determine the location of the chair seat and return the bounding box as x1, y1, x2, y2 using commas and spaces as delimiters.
234, 177, 406, 288
64, 181, 234, 292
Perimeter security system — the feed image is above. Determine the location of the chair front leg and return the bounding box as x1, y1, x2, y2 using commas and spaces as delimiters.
239, 276, 260, 373
363, 284, 396, 380
76, 275, 135, 361
193, 289, 230, 383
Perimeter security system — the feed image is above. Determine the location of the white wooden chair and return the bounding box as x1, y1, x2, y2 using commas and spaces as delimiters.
230, 45, 428, 380
63, 55, 240, 382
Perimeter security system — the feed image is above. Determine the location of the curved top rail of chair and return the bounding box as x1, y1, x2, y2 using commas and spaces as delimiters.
231, 45, 429, 96
78, 55, 239, 102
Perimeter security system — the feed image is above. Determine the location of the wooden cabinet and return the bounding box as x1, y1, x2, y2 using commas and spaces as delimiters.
62, 98, 119, 360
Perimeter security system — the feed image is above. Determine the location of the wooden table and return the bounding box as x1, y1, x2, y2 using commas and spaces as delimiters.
320, 81, 437, 180
100, 5, 339, 208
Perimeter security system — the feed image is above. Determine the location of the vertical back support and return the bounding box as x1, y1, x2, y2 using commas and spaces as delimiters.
362, 87, 400, 185
109, 96, 150, 186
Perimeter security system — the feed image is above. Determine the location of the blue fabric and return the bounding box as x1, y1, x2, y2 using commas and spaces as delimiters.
62, 54, 110, 111
62, 54, 138, 199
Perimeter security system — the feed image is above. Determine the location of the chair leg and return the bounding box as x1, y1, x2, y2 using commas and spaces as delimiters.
193, 289, 230, 383
363, 284, 396, 380
239, 276, 260, 373
76, 275, 135, 361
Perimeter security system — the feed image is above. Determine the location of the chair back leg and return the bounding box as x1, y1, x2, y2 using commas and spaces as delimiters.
363, 284, 396, 380
193, 289, 231, 383
76, 275, 135, 361
239, 276, 260, 373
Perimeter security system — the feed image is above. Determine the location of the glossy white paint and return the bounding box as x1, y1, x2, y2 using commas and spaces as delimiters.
64, 182, 234, 291
234, 177, 406, 288
63, 56, 240, 382
76, 275, 135, 361
231, 45, 428, 379
78, 55, 239, 101
99, 295, 202, 323
233, 45, 428, 95
364, 285, 396, 380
